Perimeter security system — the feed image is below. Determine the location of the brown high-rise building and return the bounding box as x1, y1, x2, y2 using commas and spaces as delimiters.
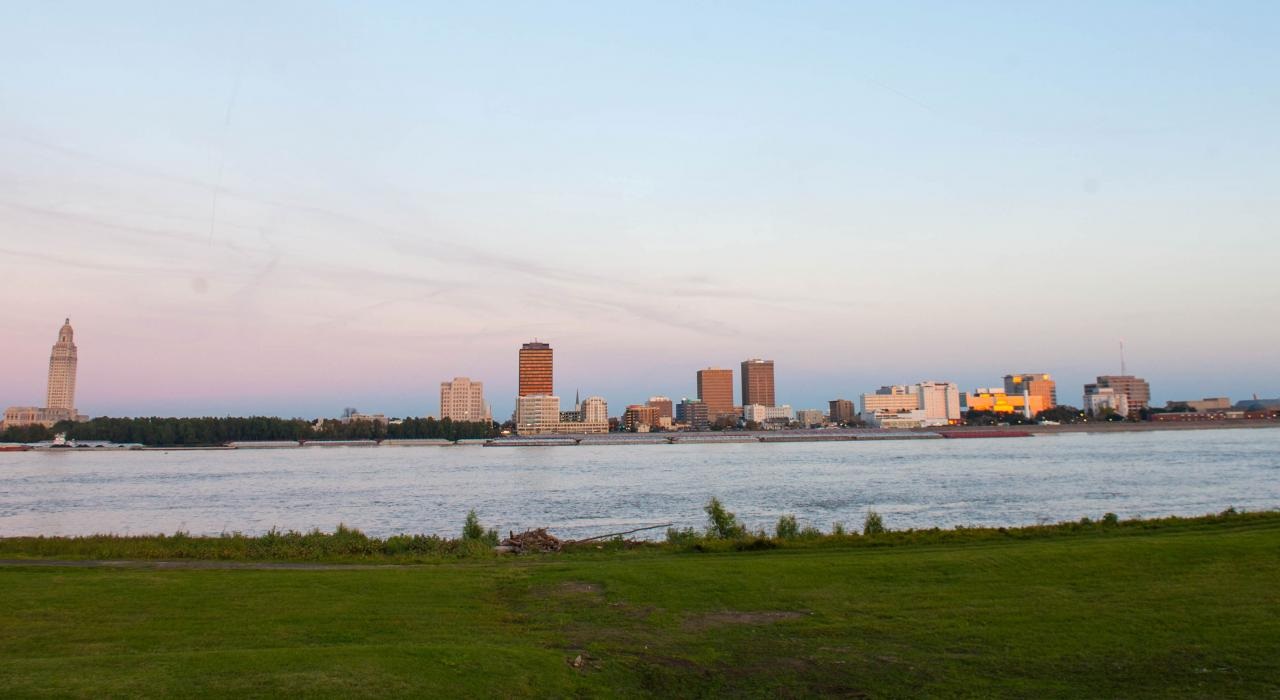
829, 399, 855, 424
518, 341, 553, 397
696, 368, 735, 418
1090, 375, 1151, 415
646, 396, 674, 421
741, 358, 775, 407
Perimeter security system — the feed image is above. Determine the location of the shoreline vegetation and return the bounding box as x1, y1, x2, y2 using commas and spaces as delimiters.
1, 415, 1277, 450
3, 505, 1278, 696
1, 505, 1270, 564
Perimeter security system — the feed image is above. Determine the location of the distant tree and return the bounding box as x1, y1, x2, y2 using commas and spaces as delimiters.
1035, 406, 1086, 424
863, 510, 887, 536
775, 515, 799, 540
704, 498, 746, 539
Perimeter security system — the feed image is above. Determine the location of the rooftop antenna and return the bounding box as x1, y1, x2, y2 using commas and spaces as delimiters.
1120, 339, 1127, 376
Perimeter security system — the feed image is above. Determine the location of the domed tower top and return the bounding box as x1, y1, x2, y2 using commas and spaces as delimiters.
58, 318, 74, 344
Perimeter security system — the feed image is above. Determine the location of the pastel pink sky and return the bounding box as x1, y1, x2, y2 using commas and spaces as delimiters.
2, 4, 1277, 418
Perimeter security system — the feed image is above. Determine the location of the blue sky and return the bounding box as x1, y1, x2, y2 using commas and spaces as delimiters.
1, 2, 1277, 418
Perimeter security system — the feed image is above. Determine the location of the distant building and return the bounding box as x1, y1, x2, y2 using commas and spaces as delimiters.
2, 319, 89, 430
1003, 373, 1057, 409
623, 404, 660, 432
795, 409, 826, 427
646, 396, 673, 421
963, 389, 1051, 417
828, 399, 856, 424
696, 368, 735, 419
440, 377, 490, 423
861, 385, 919, 415
516, 395, 562, 434
341, 411, 389, 425
677, 398, 710, 431
860, 381, 960, 427
741, 359, 775, 407
1087, 375, 1150, 416
581, 396, 609, 424
1083, 386, 1129, 417
864, 409, 928, 429
516, 394, 607, 435
1166, 397, 1231, 412
518, 341, 553, 397
916, 381, 962, 424
744, 404, 793, 426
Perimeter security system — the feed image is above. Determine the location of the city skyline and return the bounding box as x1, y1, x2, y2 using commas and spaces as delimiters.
2, 4, 1277, 417
0, 321, 1260, 422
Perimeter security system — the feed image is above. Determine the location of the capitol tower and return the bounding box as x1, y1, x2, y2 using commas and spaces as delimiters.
45, 319, 79, 417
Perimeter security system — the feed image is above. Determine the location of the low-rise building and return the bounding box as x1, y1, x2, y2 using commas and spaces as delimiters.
864, 409, 929, 429
963, 389, 1052, 417
676, 398, 710, 431
1166, 397, 1231, 412
517, 394, 608, 435
622, 404, 660, 432
1087, 375, 1150, 415
860, 382, 960, 427
1083, 386, 1129, 417
795, 409, 826, 427
828, 399, 856, 424
744, 404, 793, 426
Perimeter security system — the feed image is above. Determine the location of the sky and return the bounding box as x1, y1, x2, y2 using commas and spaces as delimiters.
1, 2, 1277, 419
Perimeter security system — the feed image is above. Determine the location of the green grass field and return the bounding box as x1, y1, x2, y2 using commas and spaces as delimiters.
2, 514, 1278, 697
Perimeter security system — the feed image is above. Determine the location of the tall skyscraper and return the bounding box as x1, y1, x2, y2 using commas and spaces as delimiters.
741, 359, 775, 407
1003, 373, 1058, 408
439, 377, 489, 423
2, 318, 86, 429
46, 318, 78, 414
696, 368, 734, 418
518, 341, 553, 397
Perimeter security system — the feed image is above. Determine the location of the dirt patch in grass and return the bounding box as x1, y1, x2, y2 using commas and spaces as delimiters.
682, 610, 807, 631
554, 580, 604, 596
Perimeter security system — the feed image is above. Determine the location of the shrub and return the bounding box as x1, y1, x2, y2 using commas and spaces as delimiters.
863, 510, 887, 536
799, 525, 824, 539
705, 498, 747, 539
666, 527, 700, 546
734, 536, 778, 551
832, 522, 847, 536
1101, 512, 1119, 527
462, 510, 498, 545
775, 515, 799, 540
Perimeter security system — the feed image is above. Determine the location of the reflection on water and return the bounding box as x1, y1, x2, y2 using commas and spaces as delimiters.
1, 429, 1277, 539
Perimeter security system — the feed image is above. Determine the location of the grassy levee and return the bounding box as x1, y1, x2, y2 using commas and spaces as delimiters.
1, 514, 1278, 697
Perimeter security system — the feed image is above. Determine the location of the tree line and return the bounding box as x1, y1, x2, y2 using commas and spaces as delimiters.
1, 416, 498, 446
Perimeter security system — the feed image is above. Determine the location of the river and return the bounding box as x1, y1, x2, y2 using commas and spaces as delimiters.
1, 428, 1277, 539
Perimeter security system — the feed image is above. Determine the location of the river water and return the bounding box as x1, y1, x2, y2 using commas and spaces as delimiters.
1, 428, 1277, 539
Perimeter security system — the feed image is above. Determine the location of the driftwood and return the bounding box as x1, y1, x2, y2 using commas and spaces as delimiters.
500, 528, 562, 553
495, 523, 675, 554
568, 523, 674, 544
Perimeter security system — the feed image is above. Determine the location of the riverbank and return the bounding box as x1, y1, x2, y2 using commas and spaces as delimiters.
1, 512, 1276, 697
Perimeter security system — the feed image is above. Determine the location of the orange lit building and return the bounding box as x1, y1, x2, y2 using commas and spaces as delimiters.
696, 368, 735, 419
518, 342, 553, 397
964, 389, 1052, 416
1003, 373, 1057, 408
